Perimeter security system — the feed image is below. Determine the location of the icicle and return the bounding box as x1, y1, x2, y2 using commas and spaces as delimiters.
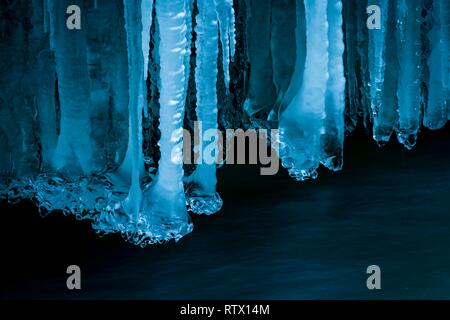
215, 0, 235, 89
85, 0, 121, 169
279, 0, 328, 181
367, 0, 398, 145
142, 0, 193, 242
395, 0, 424, 149
356, 0, 372, 129
47, 0, 95, 173
367, 0, 388, 133
424, 0, 449, 129
120, 0, 146, 220
186, 0, 223, 215
321, 0, 345, 171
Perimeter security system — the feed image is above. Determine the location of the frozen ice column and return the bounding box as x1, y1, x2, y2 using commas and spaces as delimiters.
187, 0, 222, 215
395, 0, 424, 149
321, 0, 345, 171
186, 0, 235, 215
47, 0, 95, 173
424, 0, 449, 129
279, 0, 329, 181
367, 0, 399, 145
142, 0, 193, 242
119, 0, 146, 222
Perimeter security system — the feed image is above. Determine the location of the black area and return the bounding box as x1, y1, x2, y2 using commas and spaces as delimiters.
1, 124, 450, 299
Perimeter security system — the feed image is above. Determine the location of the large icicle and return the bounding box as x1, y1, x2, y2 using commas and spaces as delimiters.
105, 1, 129, 170
186, 0, 223, 215
47, 0, 95, 173
279, 0, 328, 181
356, 0, 372, 129
120, 0, 146, 220
321, 0, 345, 171
367, 0, 398, 145
367, 0, 388, 143
395, 0, 424, 149
424, 0, 449, 129
215, 0, 235, 89
142, 0, 193, 243
85, 0, 128, 170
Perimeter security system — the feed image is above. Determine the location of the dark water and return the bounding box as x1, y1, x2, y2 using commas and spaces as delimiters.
1, 126, 450, 300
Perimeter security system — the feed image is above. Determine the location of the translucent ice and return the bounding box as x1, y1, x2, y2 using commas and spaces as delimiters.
1, 0, 449, 246
367, 0, 399, 145
395, 0, 424, 149
186, 0, 226, 215
321, 0, 345, 171
48, 0, 95, 173
279, 0, 329, 181
141, 0, 193, 242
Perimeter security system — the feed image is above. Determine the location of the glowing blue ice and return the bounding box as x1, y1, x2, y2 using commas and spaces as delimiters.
0, 0, 448, 246
279, 0, 329, 181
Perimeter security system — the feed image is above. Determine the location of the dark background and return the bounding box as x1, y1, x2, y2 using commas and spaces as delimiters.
1, 125, 450, 299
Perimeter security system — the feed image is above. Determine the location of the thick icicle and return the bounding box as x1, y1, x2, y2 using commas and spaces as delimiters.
367, 0, 398, 145
186, 0, 223, 215
424, 0, 449, 129
142, 0, 193, 242
47, 0, 95, 173
367, 0, 388, 143
120, 0, 146, 221
85, 0, 127, 170
356, 0, 372, 129
279, 0, 328, 181
3, 0, 450, 247
321, 0, 345, 171
395, 0, 424, 149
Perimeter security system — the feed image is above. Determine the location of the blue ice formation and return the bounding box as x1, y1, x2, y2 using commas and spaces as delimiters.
0, 0, 448, 246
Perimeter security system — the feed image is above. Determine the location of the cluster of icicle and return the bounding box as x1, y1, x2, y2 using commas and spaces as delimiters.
0, 0, 448, 246
246, 0, 449, 180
